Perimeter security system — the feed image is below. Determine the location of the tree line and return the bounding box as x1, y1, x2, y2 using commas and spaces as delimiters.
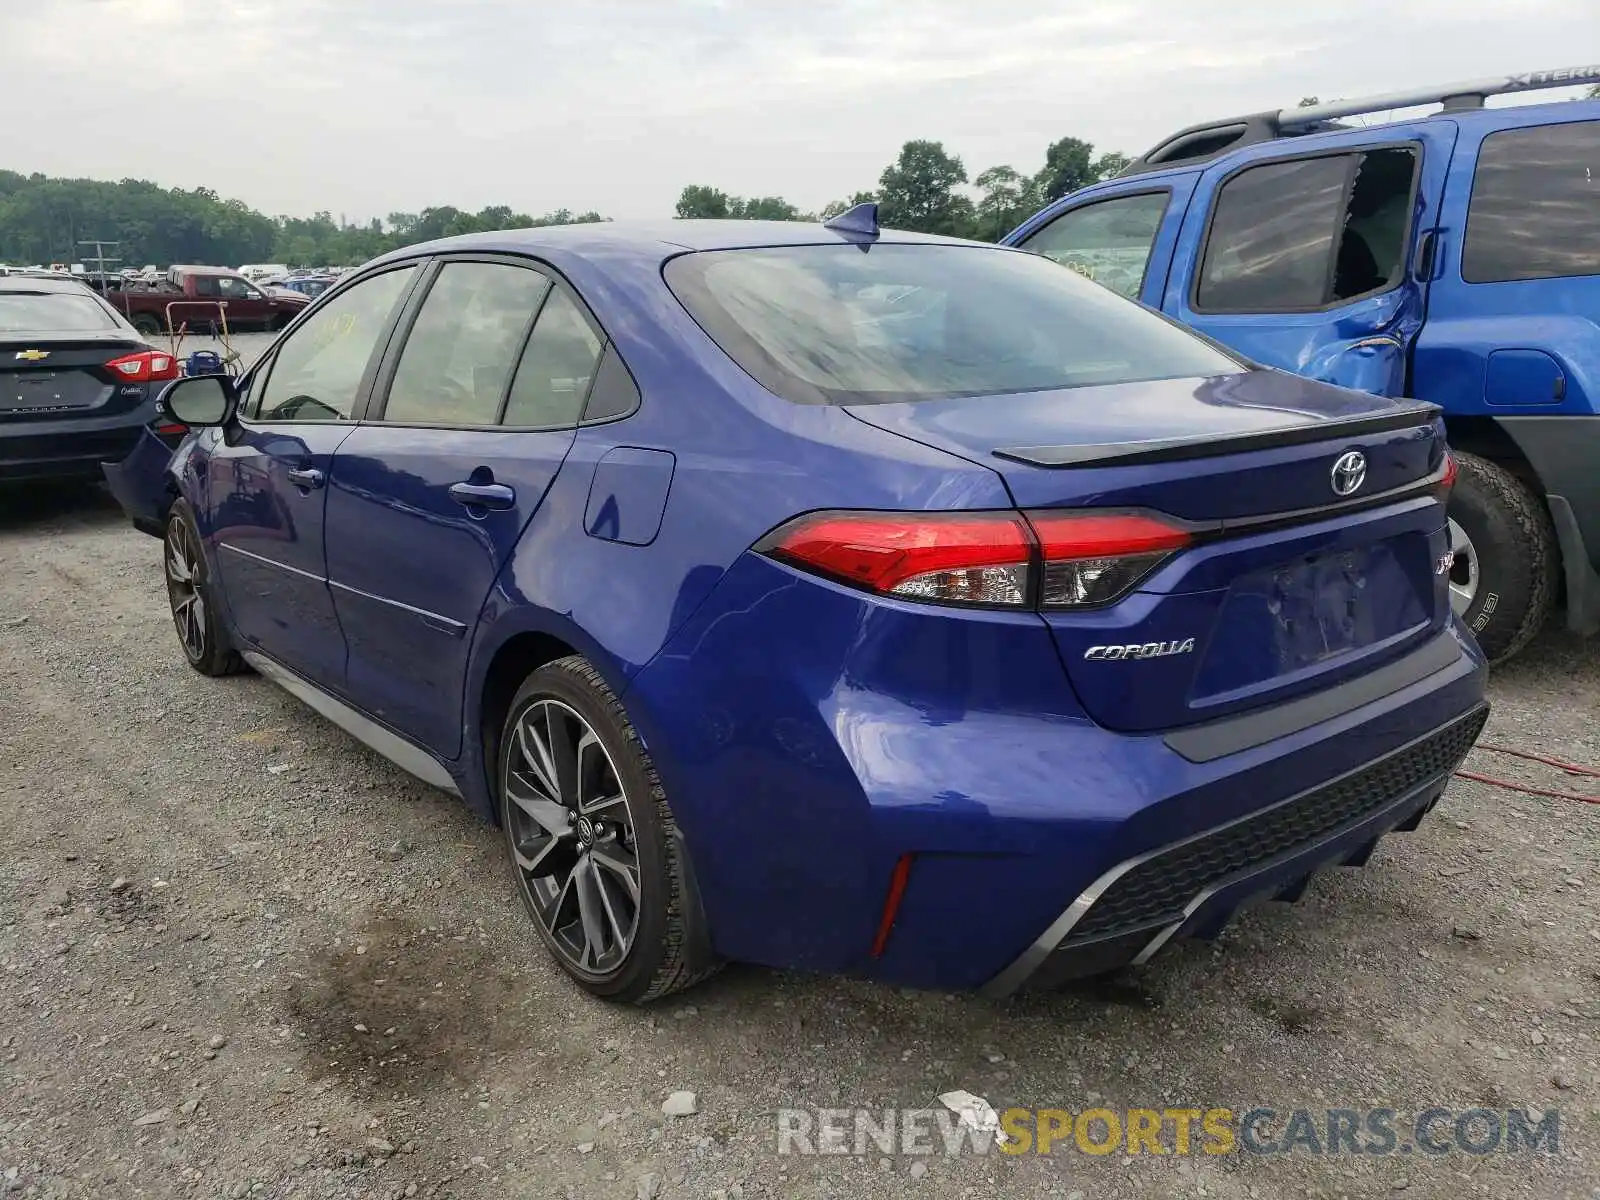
0, 131, 1128, 268
10, 83, 1593, 269
0, 169, 602, 269
675, 136, 1131, 241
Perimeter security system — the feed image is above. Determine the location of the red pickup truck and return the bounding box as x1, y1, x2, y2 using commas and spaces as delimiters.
95, 265, 311, 337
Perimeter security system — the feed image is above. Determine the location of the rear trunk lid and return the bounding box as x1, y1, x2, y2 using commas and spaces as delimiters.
0, 334, 155, 423
846, 370, 1452, 733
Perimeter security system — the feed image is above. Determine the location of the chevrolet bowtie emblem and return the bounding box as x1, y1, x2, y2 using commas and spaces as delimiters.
14, 349, 49, 361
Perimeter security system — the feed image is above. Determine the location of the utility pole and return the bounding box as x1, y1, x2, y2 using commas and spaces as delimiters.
78, 238, 122, 289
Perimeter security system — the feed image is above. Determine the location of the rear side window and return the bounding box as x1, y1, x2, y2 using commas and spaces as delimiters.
1196, 148, 1417, 312
0, 291, 118, 332
252, 266, 416, 422
384, 262, 551, 425
665, 243, 1242, 405
1017, 192, 1170, 299
1464, 121, 1600, 283
502, 289, 604, 427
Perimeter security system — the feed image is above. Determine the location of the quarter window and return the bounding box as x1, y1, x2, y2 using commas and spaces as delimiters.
383, 263, 551, 425
1196, 147, 1417, 312
1464, 121, 1600, 284
502, 288, 603, 427
1018, 192, 1169, 299
252, 266, 416, 422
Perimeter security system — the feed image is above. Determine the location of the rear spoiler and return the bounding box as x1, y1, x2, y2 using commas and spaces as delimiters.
993, 403, 1441, 468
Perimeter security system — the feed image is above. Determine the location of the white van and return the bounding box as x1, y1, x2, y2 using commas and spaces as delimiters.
236, 264, 289, 282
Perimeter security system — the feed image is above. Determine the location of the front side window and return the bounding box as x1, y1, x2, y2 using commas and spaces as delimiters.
384, 262, 551, 425
1464, 121, 1600, 283
253, 266, 416, 422
215, 276, 261, 300
1018, 192, 1170, 299
1195, 147, 1417, 312
665, 243, 1242, 406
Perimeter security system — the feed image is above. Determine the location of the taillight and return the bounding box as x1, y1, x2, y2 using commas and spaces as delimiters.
758, 509, 1192, 610
760, 511, 1033, 606
105, 350, 179, 383
1028, 512, 1192, 609
1439, 451, 1459, 496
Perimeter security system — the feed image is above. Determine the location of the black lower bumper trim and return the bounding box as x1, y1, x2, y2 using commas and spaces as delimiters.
1165, 631, 1464, 764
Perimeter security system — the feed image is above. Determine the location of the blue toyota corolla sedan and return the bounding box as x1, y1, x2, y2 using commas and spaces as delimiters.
105, 210, 1488, 1003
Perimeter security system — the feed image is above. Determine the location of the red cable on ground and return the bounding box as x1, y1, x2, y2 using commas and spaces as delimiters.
1453, 768, 1600, 805
1474, 742, 1600, 778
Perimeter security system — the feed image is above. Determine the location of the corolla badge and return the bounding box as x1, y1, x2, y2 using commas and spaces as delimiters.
1330, 450, 1368, 497
1084, 639, 1196, 662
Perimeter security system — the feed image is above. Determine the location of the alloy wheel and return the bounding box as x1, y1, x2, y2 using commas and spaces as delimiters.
165, 519, 208, 662
1446, 517, 1479, 617
505, 698, 641, 977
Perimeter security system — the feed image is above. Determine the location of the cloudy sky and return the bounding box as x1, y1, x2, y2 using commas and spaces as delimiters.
2, 0, 1595, 222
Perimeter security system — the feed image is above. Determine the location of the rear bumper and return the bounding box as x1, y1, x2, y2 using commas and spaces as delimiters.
101, 426, 182, 536
628, 552, 1492, 992
0, 399, 158, 483
986, 702, 1486, 994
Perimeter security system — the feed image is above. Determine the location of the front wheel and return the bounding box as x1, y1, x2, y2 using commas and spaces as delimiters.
164, 500, 246, 677
498, 656, 717, 1003
1446, 451, 1559, 663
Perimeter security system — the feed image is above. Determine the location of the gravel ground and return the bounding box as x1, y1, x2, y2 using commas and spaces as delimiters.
0, 477, 1596, 1200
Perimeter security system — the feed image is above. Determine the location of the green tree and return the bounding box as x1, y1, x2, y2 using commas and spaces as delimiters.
971, 166, 1039, 242
1092, 151, 1131, 180
675, 185, 733, 219
733, 196, 805, 221
1034, 137, 1097, 203
1298, 96, 1321, 107
877, 140, 974, 236
1587, 84, 1600, 100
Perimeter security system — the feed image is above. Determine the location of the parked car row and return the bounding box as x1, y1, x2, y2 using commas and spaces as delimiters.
8, 66, 1592, 1006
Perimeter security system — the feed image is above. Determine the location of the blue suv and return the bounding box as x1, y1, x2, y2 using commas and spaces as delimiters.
1006, 67, 1600, 663
110, 217, 1487, 1001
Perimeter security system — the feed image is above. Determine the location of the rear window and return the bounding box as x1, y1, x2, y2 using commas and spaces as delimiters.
1463, 120, 1600, 284
664, 244, 1243, 405
0, 291, 119, 333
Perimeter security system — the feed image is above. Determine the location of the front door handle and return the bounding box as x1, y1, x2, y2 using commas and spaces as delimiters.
449, 481, 516, 510
286, 466, 324, 489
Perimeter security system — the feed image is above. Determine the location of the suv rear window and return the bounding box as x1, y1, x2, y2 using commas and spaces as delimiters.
0, 291, 118, 332
1463, 120, 1600, 284
665, 244, 1242, 405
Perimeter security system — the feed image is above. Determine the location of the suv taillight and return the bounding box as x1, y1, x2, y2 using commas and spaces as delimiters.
758, 509, 1193, 610
105, 350, 179, 383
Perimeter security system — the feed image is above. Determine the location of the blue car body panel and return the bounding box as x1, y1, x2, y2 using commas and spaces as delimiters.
1004, 99, 1600, 630
106, 219, 1489, 992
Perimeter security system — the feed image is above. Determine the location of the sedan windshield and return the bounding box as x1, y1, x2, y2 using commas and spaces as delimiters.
665, 243, 1244, 405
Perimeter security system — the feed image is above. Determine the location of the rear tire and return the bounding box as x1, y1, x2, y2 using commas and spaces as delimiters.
1446, 451, 1558, 663
498, 656, 719, 1003
163, 499, 246, 678
130, 313, 164, 338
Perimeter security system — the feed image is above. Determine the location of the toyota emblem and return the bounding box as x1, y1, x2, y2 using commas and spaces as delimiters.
1330, 450, 1367, 497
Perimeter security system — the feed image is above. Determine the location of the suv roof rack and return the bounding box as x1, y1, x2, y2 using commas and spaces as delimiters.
1121, 65, 1600, 177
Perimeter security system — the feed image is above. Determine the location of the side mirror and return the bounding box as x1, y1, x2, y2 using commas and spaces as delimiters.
160, 374, 236, 427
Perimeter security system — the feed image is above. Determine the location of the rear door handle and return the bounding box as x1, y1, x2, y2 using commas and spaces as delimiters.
449, 481, 516, 510
286, 466, 324, 489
